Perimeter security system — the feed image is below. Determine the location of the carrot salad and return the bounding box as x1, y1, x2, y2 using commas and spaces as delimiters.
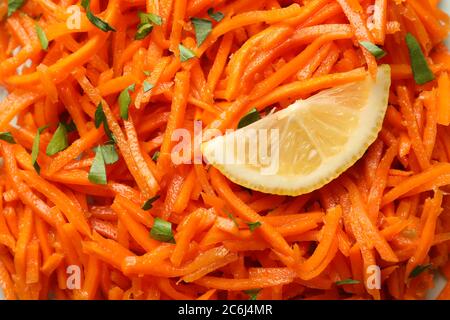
0, 0, 449, 300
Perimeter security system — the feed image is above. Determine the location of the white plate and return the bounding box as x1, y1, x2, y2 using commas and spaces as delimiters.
0, 2, 449, 301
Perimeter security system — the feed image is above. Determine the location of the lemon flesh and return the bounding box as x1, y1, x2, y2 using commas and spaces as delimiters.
202, 65, 391, 196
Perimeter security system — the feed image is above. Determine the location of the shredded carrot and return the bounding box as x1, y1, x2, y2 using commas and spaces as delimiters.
0, 0, 448, 301
437, 72, 450, 126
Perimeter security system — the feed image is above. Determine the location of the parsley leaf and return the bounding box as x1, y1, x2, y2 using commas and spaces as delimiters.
143, 80, 154, 93
46, 123, 68, 156
99, 144, 118, 165
88, 146, 107, 185
135, 12, 162, 40
0, 132, 16, 144
141, 195, 160, 210
237, 108, 261, 128
88, 145, 119, 185
94, 103, 115, 143
409, 264, 433, 278
7, 0, 25, 17
81, 0, 116, 32
35, 23, 49, 51
150, 217, 175, 243
139, 12, 162, 26
179, 44, 196, 62
359, 41, 386, 59
191, 17, 212, 46
31, 126, 48, 174
335, 279, 360, 286
118, 84, 135, 120
224, 209, 239, 228
244, 289, 260, 300
135, 23, 153, 40
62, 120, 77, 133
151, 151, 160, 161
405, 33, 435, 85
207, 8, 224, 22
247, 221, 261, 232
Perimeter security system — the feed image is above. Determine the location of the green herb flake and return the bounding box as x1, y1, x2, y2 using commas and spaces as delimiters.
7, 0, 25, 17
150, 217, 175, 243
118, 84, 135, 120
88, 147, 107, 185
81, 0, 116, 32
335, 279, 360, 286
135, 12, 162, 40
135, 23, 153, 40
247, 221, 261, 232
141, 195, 160, 210
62, 120, 77, 133
359, 41, 386, 59
179, 44, 196, 62
143, 80, 154, 93
139, 12, 162, 26
224, 209, 239, 228
35, 23, 49, 51
94, 103, 115, 142
244, 289, 260, 300
99, 144, 118, 165
191, 17, 212, 47
31, 126, 48, 174
207, 8, 224, 22
46, 123, 68, 156
237, 108, 261, 129
405, 33, 435, 85
0, 132, 16, 144
143, 70, 151, 76
409, 264, 433, 278
151, 151, 160, 161
94, 103, 105, 128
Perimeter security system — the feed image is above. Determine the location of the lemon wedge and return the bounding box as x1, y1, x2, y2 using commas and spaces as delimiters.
202, 65, 391, 196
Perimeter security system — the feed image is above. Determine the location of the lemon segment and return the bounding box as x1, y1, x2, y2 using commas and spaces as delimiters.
202, 65, 391, 196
